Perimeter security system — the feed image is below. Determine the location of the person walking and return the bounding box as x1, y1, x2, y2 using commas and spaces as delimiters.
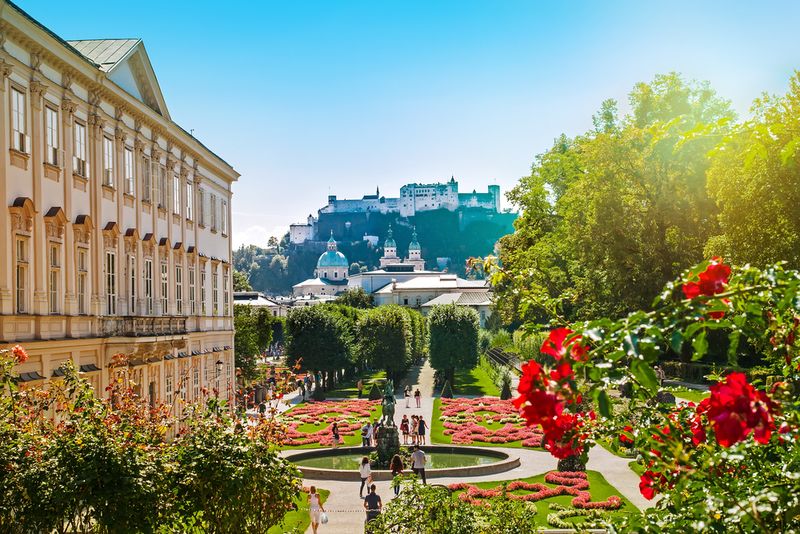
308, 485, 325, 534
359, 456, 372, 498
411, 445, 427, 485
363, 484, 382, 526
390, 454, 404, 496
417, 416, 428, 445
331, 422, 340, 448
361, 421, 372, 447
399, 415, 410, 445
410, 415, 418, 445
414, 387, 421, 408
404, 385, 411, 408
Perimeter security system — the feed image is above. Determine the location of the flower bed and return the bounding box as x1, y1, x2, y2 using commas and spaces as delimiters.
449, 471, 622, 510
281, 399, 380, 446
439, 397, 543, 446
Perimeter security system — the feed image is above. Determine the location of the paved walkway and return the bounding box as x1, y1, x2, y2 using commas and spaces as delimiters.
297, 360, 647, 533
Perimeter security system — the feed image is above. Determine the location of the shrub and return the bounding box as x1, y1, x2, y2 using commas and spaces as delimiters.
368, 382, 382, 400
441, 380, 454, 398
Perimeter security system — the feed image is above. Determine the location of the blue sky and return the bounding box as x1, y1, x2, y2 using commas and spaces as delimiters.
17, 0, 800, 247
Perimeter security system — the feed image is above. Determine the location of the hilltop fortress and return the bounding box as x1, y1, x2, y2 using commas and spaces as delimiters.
290, 177, 502, 244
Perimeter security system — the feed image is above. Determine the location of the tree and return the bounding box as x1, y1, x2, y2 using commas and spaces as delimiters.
706, 72, 800, 268
428, 304, 479, 387
285, 306, 352, 389
336, 287, 374, 309
357, 305, 412, 381
234, 305, 260, 380
233, 270, 252, 291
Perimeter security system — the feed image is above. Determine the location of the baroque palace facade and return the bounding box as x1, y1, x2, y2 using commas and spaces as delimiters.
0, 1, 239, 408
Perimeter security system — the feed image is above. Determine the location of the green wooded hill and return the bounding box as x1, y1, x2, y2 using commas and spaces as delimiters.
234, 207, 517, 295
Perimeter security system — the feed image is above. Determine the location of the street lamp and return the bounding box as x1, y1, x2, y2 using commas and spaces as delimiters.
215, 359, 224, 412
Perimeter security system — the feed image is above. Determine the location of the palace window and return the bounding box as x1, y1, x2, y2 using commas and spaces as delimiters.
73, 122, 87, 176
128, 255, 136, 314
144, 259, 153, 315
188, 266, 196, 315
77, 248, 88, 315
142, 156, 151, 202
11, 87, 27, 153
45, 107, 59, 165
158, 166, 168, 209
210, 194, 217, 231
105, 251, 117, 315
192, 366, 200, 400
223, 267, 230, 316
15, 238, 28, 314
173, 174, 181, 215
175, 265, 183, 315
49, 243, 60, 314
124, 148, 134, 195
103, 137, 114, 187
160, 261, 168, 313
221, 200, 228, 235
198, 188, 205, 226
186, 181, 193, 220
200, 264, 207, 315
212, 267, 218, 315
165, 373, 174, 407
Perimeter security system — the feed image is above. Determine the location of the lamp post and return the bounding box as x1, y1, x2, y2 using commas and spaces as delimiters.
215, 359, 224, 413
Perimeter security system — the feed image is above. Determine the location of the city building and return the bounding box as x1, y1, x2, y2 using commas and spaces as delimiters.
372, 273, 489, 309
291, 232, 349, 296
420, 290, 493, 327
0, 2, 239, 408
233, 291, 287, 317
378, 225, 424, 271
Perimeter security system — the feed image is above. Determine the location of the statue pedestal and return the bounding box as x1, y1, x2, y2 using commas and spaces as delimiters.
375, 425, 401, 468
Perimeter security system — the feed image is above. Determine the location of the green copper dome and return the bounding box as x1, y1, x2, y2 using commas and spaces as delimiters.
384, 225, 396, 248
317, 250, 349, 268
408, 227, 420, 251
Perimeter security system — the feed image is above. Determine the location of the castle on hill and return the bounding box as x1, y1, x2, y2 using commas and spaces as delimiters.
289, 177, 501, 244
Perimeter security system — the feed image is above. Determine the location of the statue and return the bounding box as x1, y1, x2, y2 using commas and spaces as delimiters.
381, 378, 396, 427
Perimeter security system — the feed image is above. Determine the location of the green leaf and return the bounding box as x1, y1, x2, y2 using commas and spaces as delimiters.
691, 330, 708, 361
670, 331, 683, 355
594, 389, 612, 419
631, 359, 659, 393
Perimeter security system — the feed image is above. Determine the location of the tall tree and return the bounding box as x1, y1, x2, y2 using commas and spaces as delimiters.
357, 306, 412, 382
233, 270, 252, 292
285, 306, 352, 388
336, 287, 374, 309
428, 304, 479, 388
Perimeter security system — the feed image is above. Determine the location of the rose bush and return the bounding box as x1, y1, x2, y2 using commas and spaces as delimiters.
280, 399, 379, 446
440, 397, 543, 446
490, 258, 800, 531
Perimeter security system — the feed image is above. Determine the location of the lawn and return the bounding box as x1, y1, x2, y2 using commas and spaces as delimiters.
453, 362, 500, 397
452, 471, 637, 528
268, 488, 330, 534
326, 369, 387, 399
665, 386, 710, 403
430, 398, 541, 448
281, 400, 383, 449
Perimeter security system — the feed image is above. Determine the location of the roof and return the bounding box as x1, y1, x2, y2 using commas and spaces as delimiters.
233, 292, 280, 307
317, 250, 349, 268
66, 39, 140, 72
374, 275, 489, 294
293, 277, 348, 289
421, 291, 493, 307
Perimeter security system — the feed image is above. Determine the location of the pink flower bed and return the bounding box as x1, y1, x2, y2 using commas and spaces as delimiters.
440, 397, 543, 446
281, 399, 379, 446
448, 471, 622, 510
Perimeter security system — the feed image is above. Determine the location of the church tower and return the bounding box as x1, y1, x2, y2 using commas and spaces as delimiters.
405, 227, 425, 271
379, 225, 399, 269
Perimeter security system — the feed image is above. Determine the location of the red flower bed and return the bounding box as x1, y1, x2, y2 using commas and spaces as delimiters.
440, 397, 543, 446
448, 471, 622, 510
281, 399, 379, 446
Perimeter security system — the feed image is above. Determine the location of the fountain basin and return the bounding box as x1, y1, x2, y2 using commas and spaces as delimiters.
284, 445, 520, 481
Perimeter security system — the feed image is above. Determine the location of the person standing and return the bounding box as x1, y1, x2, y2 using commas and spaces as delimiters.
411, 445, 427, 485
370, 419, 379, 447
417, 416, 428, 445
363, 484, 382, 526
331, 422, 340, 448
359, 456, 372, 498
361, 422, 372, 447
399, 415, 410, 445
357, 379, 364, 398
404, 385, 411, 408
410, 415, 418, 445
414, 388, 421, 408
390, 454, 404, 496
308, 485, 325, 534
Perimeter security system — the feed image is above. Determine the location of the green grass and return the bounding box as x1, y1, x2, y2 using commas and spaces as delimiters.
326, 369, 387, 398
665, 386, 710, 403
459, 471, 637, 527
430, 398, 535, 449
453, 362, 500, 397
281, 404, 383, 449
268, 489, 330, 534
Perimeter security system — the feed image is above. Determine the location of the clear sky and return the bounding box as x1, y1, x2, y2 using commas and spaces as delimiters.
15, 0, 800, 248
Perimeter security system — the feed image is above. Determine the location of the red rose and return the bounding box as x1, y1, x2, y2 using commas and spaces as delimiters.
682, 259, 731, 299
682, 281, 701, 299
10, 345, 28, 364
707, 372, 775, 447
639, 470, 664, 500
540, 328, 587, 361
619, 425, 634, 445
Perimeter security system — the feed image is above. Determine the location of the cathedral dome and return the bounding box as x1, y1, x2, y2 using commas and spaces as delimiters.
317, 250, 349, 269
408, 227, 420, 251
384, 225, 396, 248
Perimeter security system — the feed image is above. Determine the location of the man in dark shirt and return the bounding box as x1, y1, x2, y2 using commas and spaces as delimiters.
363, 484, 382, 525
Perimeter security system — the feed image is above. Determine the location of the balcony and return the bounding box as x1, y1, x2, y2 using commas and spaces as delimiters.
99, 316, 188, 338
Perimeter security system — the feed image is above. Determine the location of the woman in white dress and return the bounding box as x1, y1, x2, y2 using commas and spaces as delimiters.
308, 485, 325, 533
